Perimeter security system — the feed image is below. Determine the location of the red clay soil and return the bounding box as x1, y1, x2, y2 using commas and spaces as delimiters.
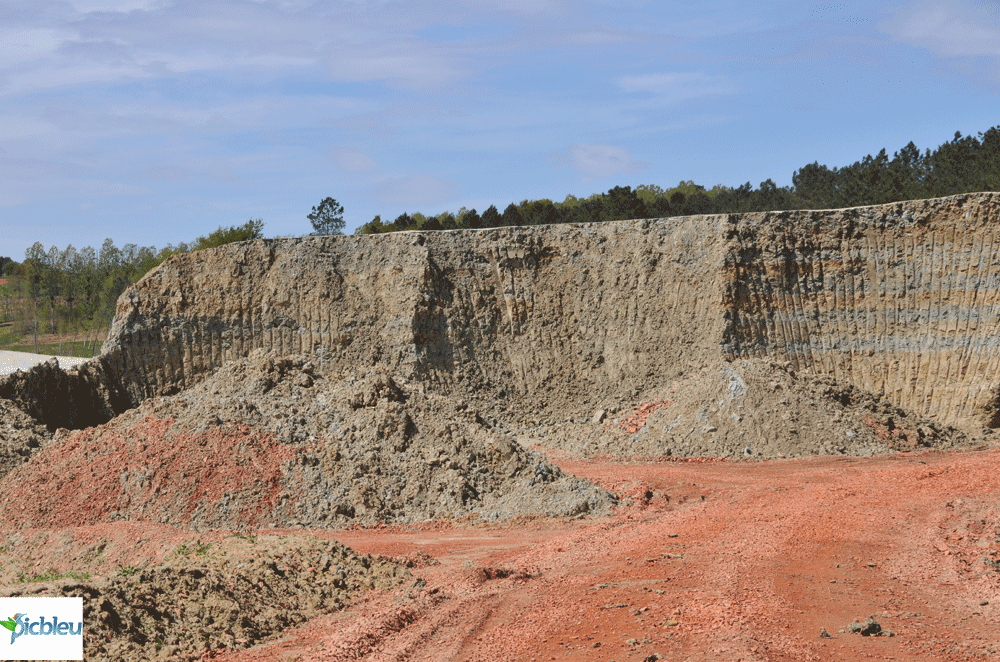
2, 417, 298, 531
201, 445, 1000, 662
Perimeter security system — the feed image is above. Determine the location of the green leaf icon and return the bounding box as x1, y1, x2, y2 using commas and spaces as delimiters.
0, 615, 17, 632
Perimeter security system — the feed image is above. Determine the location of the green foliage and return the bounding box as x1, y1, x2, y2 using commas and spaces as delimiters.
308, 197, 346, 235
1, 260, 21, 277
481, 205, 501, 228
392, 212, 414, 230
358, 215, 386, 235
605, 185, 650, 221
501, 203, 524, 227
417, 215, 443, 231
6, 217, 267, 355
16, 568, 91, 583
117, 564, 140, 577
519, 199, 559, 225
175, 539, 212, 557
192, 218, 264, 251
356, 124, 1000, 234
460, 208, 482, 229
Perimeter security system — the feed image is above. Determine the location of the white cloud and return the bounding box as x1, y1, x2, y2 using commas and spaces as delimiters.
68, 0, 169, 11
0, 115, 57, 141
880, 1, 1000, 57
552, 143, 648, 180
619, 72, 736, 103
373, 174, 455, 206
329, 147, 377, 171
0, 28, 74, 66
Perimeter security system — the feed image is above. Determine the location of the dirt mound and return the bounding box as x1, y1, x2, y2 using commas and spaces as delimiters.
0, 532, 407, 662
0, 352, 615, 530
0, 356, 126, 431
0, 398, 49, 479
528, 359, 970, 458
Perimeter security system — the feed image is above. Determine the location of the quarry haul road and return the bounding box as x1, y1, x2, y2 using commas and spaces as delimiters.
210, 446, 1000, 662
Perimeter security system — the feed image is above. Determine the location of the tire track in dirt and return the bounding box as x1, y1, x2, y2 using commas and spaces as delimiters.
210, 448, 1000, 662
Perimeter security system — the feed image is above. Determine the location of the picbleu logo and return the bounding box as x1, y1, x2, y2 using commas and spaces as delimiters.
3, 612, 82, 644
0, 598, 83, 660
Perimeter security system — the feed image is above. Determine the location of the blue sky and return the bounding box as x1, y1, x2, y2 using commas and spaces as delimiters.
1, 0, 999, 258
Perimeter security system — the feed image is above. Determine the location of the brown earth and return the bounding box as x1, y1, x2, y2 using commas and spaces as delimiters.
2, 194, 1000, 660
0, 527, 410, 661
3, 446, 998, 661
205, 446, 1000, 662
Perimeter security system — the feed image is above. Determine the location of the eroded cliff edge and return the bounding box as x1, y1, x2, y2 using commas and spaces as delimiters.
96, 192, 1000, 431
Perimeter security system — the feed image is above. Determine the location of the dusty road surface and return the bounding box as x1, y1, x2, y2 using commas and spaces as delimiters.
200, 444, 1000, 662
0, 349, 89, 376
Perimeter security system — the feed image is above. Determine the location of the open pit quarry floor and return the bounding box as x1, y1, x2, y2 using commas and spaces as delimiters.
4, 444, 999, 662
214, 446, 1000, 662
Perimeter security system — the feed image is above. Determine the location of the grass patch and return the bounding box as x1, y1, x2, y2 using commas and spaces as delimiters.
16, 568, 91, 583
175, 540, 213, 557
0, 324, 19, 346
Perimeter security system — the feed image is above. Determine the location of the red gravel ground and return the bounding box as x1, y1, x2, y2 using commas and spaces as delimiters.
4, 443, 998, 661
187, 445, 1000, 662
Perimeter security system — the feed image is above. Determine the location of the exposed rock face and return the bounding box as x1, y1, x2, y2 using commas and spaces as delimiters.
102, 217, 726, 414
101, 192, 1000, 431
723, 193, 1000, 428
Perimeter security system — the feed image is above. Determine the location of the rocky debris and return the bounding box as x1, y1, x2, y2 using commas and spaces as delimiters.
0, 534, 408, 662
820, 628, 831, 638
0, 356, 125, 432
0, 398, 49, 480
847, 616, 882, 636
1, 352, 616, 530
525, 359, 968, 459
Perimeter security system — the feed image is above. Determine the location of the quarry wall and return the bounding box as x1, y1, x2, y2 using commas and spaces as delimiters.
99, 192, 1000, 430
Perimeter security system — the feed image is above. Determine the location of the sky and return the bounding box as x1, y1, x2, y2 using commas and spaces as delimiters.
1, 0, 999, 259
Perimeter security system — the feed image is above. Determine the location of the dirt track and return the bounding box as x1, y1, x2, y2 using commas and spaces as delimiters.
194, 445, 1000, 662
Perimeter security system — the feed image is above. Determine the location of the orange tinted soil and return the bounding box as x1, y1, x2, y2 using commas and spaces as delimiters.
206, 447, 1000, 662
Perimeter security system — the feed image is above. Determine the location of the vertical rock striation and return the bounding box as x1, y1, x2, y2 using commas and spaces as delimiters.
723, 193, 1000, 428
99, 192, 1000, 430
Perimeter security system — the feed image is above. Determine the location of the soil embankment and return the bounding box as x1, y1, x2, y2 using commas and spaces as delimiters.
102, 192, 1000, 432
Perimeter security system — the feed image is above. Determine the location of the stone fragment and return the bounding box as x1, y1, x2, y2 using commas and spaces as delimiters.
847, 616, 882, 636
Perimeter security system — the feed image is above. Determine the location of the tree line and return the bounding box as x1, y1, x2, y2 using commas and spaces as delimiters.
0, 220, 263, 355
357, 126, 1000, 234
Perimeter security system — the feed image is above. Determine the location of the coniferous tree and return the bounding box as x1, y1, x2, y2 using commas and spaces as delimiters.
461, 209, 482, 229
307, 197, 346, 235
481, 204, 502, 227
501, 203, 524, 226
